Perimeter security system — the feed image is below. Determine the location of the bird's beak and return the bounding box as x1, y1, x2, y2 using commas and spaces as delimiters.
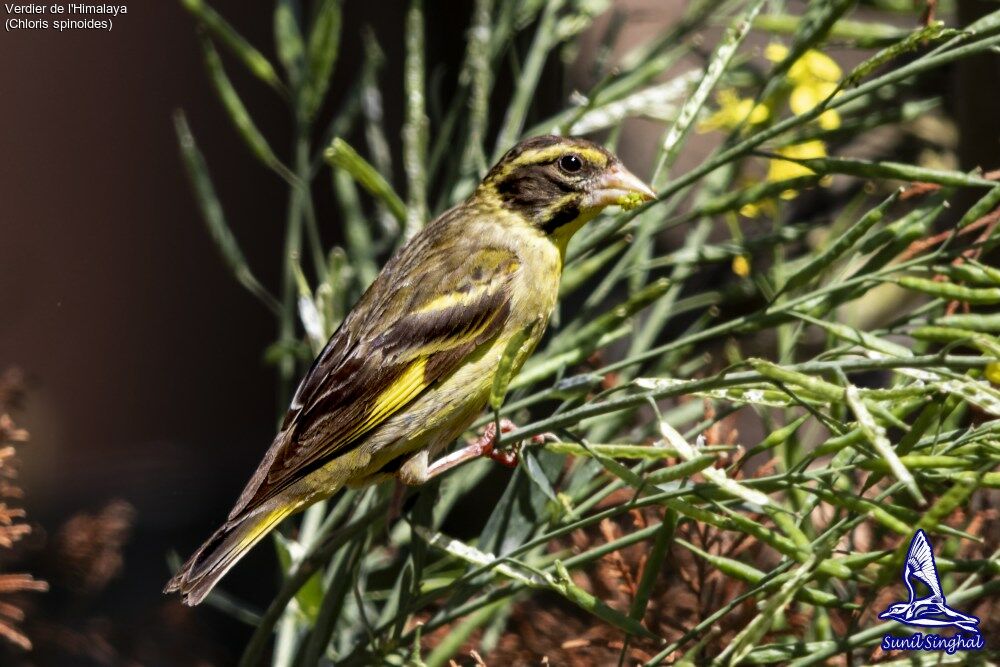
585, 163, 656, 211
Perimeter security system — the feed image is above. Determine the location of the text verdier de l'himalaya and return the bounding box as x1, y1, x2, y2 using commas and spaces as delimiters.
5, 4, 127, 15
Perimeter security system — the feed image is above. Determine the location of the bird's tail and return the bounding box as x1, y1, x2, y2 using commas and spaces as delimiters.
164, 505, 296, 606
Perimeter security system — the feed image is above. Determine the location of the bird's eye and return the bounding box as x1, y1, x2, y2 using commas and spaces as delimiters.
558, 154, 583, 173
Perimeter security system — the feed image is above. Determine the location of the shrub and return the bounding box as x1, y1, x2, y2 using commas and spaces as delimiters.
176, 1, 1000, 664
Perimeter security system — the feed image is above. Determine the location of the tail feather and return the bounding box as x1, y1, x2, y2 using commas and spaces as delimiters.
164, 506, 295, 606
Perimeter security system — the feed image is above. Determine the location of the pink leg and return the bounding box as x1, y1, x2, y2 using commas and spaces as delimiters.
424, 419, 520, 479
390, 420, 529, 519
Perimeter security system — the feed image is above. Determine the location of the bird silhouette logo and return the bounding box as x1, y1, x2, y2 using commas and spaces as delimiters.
878, 530, 980, 634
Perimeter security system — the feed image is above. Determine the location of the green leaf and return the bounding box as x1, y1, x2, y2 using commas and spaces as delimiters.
897, 275, 1000, 305
420, 530, 657, 639
712, 555, 821, 666
542, 441, 702, 460
512, 324, 631, 390
747, 415, 809, 456
957, 183, 1000, 229
491, 324, 534, 412
748, 359, 844, 402
752, 13, 908, 48
964, 7, 1000, 36
794, 313, 912, 358
198, 36, 293, 182
937, 312, 1000, 333
654, 0, 766, 182
560, 238, 629, 297
645, 455, 716, 486
180, 0, 283, 92
659, 420, 771, 508
173, 111, 280, 315
843, 22, 959, 87
521, 450, 559, 502
324, 137, 407, 223
552, 561, 658, 639
478, 450, 562, 557
274, 0, 305, 88
629, 512, 675, 620
845, 385, 925, 504
779, 189, 901, 295
767, 155, 998, 189
910, 326, 1000, 357
677, 539, 848, 609
549, 278, 671, 354
575, 440, 645, 489
304, 0, 342, 119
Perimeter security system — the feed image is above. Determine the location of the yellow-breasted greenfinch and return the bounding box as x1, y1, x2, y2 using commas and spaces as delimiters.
164, 135, 655, 605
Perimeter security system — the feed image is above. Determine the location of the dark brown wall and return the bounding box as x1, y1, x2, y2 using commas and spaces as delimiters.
0, 2, 412, 660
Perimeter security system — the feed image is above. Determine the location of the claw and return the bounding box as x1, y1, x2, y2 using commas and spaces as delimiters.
487, 447, 519, 468
479, 423, 558, 466
476, 418, 520, 467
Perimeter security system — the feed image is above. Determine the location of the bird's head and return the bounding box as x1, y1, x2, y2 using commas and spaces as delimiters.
879, 603, 908, 619
479, 135, 655, 247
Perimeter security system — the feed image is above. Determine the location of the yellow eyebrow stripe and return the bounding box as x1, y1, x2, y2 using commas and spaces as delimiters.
494, 145, 608, 180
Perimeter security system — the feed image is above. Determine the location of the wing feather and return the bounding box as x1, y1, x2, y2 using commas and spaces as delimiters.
229, 240, 519, 519
906, 529, 943, 599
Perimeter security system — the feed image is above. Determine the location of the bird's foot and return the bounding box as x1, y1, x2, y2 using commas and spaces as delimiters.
421, 419, 555, 479
472, 418, 558, 468
475, 418, 519, 467
422, 419, 517, 477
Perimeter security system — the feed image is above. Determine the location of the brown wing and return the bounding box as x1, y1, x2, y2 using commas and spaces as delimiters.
229, 238, 520, 519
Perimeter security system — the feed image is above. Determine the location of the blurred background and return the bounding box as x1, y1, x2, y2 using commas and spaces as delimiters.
1, 0, 998, 664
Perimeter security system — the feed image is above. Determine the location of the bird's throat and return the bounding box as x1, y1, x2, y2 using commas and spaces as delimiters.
549, 208, 600, 256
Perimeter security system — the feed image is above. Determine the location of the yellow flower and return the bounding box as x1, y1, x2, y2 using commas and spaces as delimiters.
766, 43, 842, 129
765, 43, 842, 84
789, 50, 842, 84
987, 361, 1000, 386
767, 140, 827, 183
764, 43, 789, 63
698, 89, 770, 133
790, 81, 841, 130
714, 45, 843, 216
738, 198, 778, 218
817, 109, 841, 130
732, 255, 751, 278
790, 80, 837, 112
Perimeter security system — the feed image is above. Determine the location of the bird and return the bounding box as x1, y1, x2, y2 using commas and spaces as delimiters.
164, 135, 655, 605
878, 529, 981, 634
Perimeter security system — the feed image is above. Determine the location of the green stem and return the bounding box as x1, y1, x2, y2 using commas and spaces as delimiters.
402, 0, 428, 240
492, 0, 564, 160
497, 355, 988, 446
